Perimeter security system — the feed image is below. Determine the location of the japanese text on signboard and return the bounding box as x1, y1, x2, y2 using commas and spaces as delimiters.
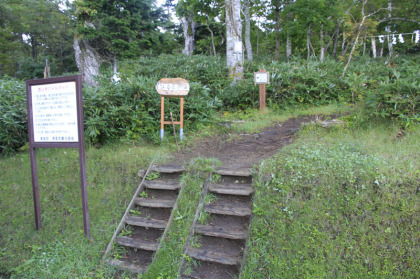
31, 82, 78, 142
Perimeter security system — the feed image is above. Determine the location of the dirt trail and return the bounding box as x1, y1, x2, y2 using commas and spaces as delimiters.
170, 116, 317, 168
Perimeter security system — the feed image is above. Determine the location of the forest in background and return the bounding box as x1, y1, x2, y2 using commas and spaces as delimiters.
0, 0, 419, 80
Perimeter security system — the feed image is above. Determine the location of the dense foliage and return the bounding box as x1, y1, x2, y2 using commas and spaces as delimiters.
1, 55, 419, 156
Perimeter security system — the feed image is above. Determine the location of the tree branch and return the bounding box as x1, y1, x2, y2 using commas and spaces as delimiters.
379, 17, 420, 24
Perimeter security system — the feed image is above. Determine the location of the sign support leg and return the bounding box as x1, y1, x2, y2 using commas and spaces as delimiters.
160, 96, 165, 140
79, 143, 90, 239
29, 147, 42, 230
180, 97, 184, 141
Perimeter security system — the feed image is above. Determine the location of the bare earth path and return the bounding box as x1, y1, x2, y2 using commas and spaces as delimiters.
170, 116, 316, 168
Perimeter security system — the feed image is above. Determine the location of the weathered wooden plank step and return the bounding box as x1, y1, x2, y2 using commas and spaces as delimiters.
204, 204, 252, 217
125, 215, 167, 229
187, 247, 240, 266
151, 164, 185, 173
195, 224, 248, 240
106, 259, 146, 274
115, 236, 159, 251
180, 275, 200, 279
214, 167, 252, 177
144, 180, 181, 191
208, 183, 254, 196
134, 197, 176, 208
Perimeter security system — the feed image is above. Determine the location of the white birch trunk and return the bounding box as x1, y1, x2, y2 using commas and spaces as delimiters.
74, 36, 100, 87
371, 37, 377, 58
182, 15, 196, 55
225, 0, 243, 81
243, 0, 253, 61
286, 32, 292, 59
320, 23, 325, 62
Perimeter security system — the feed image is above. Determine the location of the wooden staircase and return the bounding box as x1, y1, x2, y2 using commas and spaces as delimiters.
103, 164, 185, 274
180, 167, 254, 279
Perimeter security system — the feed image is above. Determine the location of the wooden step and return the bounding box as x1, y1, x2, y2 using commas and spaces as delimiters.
181, 275, 200, 279
115, 236, 158, 251
195, 224, 248, 240
144, 180, 181, 191
187, 247, 240, 266
125, 215, 167, 229
134, 197, 176, 208
204, 203, 252, 217
152, 165, 185, 173
214, 167, 252, 177
106, 259, 146, 274
208, 183, 254, 196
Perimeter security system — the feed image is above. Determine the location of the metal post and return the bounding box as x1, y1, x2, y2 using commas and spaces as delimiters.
160, 96, 165, 140
180, 97, 184, 141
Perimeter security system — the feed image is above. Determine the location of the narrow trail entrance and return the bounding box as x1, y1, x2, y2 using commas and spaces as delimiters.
105, 116, 335, 276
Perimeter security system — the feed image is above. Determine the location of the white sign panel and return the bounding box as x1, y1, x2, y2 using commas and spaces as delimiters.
31, 82, 78, 142
234, 41, 243, 53
254, 72, 270, 84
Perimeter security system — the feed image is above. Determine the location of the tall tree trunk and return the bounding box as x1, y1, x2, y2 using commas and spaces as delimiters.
286, 32, 292, 59
243, 0, 253, 61
342, 0, 369, 78
257, 21, 260, 55
274, 4, 281, 60
31, 35, 37, 59
226, 0, 243, 81
320, 23, 325, 62
371, 37, 377, 58
74, 36, 100, 87
182, 15, 196, 55
307, 23, 312, 59
386, 0, 393, 65
332, 23, 340, 57
206, 17, 217, 56
286, 10, 292, 59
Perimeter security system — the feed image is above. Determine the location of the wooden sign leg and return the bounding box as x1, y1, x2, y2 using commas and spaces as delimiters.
180, 97, 184, 141
29, 147, 42, 230
160, 97, 165, 140
259, 83, 266, 111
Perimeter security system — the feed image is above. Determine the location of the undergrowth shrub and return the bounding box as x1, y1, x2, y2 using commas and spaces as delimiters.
1, 54, 418, 155
0, 77, 27, 155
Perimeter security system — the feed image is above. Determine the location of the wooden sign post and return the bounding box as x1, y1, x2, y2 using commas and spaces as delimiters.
254, 69, 270, 111
26, 75, 91, 239
156, 78, 189, 141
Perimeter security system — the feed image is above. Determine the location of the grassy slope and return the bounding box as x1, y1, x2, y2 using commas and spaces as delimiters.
1, 106, 419, 278
0, 143, 171, 278
242, 120, 419, 278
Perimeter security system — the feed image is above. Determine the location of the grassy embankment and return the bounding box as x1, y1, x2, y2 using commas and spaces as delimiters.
242, 117, 419, 278
1, 105, 419, 278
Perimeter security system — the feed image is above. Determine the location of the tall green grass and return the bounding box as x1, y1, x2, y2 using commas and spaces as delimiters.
0, 143, 171, 278
242, 121, 420, 278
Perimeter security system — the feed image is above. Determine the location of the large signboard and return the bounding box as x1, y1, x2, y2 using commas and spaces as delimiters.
26, 75, 90, 239
30, 81, 78, 143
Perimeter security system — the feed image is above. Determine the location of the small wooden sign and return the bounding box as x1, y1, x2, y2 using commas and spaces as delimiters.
156, 78, 189, 97
254, 72, 270, 85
